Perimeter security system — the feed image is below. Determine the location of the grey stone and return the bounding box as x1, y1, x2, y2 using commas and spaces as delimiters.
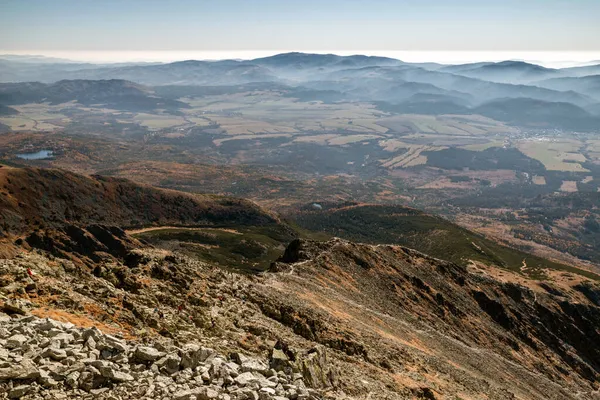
51, 332, 75, 346
234, 371, 257, 386
0, 358, 39, 380
9, 384, 32, 399
134, 346, 165, 362
173, 386, 219, 400
65, 371, 81, 388
270, 349, 290, 372
2, 301, 28, 315
155, 354, 181, 375
180, 343, 202, 369
6, 334, 28, 349
0, 326, 10, 339
35, 319, 65, 332
259, 387, 276, 400
241, 358, 269, 374
101, 334, 129, 352
41, 347, 68, 361
102, 368, 134, 382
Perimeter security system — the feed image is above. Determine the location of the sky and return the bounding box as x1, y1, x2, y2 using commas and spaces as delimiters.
2, 0, 600, 66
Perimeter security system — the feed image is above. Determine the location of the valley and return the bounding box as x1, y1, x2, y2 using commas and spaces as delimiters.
1, 52, 600, 399
1, 82, 598, 271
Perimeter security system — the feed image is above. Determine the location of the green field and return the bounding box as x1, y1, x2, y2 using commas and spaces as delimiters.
517, 140, 589, 172
132, 226, 293, 272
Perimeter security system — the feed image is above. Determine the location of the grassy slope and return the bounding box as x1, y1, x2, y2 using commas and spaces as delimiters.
289, 203, 600, 280
132, 226, 293, 272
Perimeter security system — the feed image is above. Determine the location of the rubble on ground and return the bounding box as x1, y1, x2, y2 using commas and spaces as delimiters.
0, 313, 323, 400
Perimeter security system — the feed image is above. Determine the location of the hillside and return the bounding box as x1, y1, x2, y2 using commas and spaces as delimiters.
0, 80, 187, 111
473, 97, 600, 130
535, 75, 600, 101
263, 238, 600, 398
289, 202, 599, 280
441, 61, 559, 84
0, 167, 599, 398
1, 234, 599, 399
0, 165, 297, 270
0, 166, 282, 235
0, 104, 18, 116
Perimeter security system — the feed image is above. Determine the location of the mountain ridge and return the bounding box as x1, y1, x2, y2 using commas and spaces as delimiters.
1, 165, 600, 398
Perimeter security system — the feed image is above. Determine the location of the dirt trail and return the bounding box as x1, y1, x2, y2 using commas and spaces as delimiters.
126, 226, 241, 235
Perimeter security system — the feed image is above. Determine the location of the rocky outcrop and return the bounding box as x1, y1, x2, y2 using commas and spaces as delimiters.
24, 225, 141, 266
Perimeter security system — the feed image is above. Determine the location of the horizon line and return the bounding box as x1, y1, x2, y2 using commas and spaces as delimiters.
2, 50, 600, 68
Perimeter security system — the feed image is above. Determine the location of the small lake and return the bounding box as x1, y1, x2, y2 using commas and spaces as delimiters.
16, 149, 54, 160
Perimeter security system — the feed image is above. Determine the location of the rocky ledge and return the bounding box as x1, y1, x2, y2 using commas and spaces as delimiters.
0, 313, 324, 400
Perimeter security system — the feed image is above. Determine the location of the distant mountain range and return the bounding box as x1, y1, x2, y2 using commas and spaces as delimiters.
0, 79, 187, 112
1, 52, 600, 130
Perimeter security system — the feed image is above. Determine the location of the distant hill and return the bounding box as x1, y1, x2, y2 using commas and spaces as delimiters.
0, 79, 187, 111
535, 75, 600, 101
473, 97, 600, 131
561, 63, 600, 78
65, 60, 279, 86
439, 61, 494, 73
319, 65, 592, 106
250, 52, 404, 79
0, 104, 18, 116
0, 54, 78, 64
441, 61, 560, 84
1, 52, 599, 131
253, 52, 401, 67
374, 96, 470, 115
586, 102, 600, 116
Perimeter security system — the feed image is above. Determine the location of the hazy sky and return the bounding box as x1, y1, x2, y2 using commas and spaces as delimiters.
2, 0, 600, 64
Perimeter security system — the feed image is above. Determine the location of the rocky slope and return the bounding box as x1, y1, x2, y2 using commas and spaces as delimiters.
2, 235, 599, 399
1, 166, 600, 399
0, 246, 341, 400
0, 313, 321, 400
266, 239, 600, 399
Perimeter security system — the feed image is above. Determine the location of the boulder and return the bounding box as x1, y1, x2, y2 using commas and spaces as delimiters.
0, 358, 39, 380
101, 368, 134, 382
101, 334, 129, 352
0, 326, 11, 339
173, 386, 218, 400
270, 348, 291, 372
297, 347, 338, 389
8, 384, 32, 399
41, 347, 68, 361
241, 358, 269, 374
35, 318, 65, 332
51, 332, 75, 346
1, 300, 28, 315
180, 343, 201, 369
6, 334, 28, 349
234, 371, 257, 386
155, 354, 181, 375
65, 371, 80, 388
133, 345, 165, 362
